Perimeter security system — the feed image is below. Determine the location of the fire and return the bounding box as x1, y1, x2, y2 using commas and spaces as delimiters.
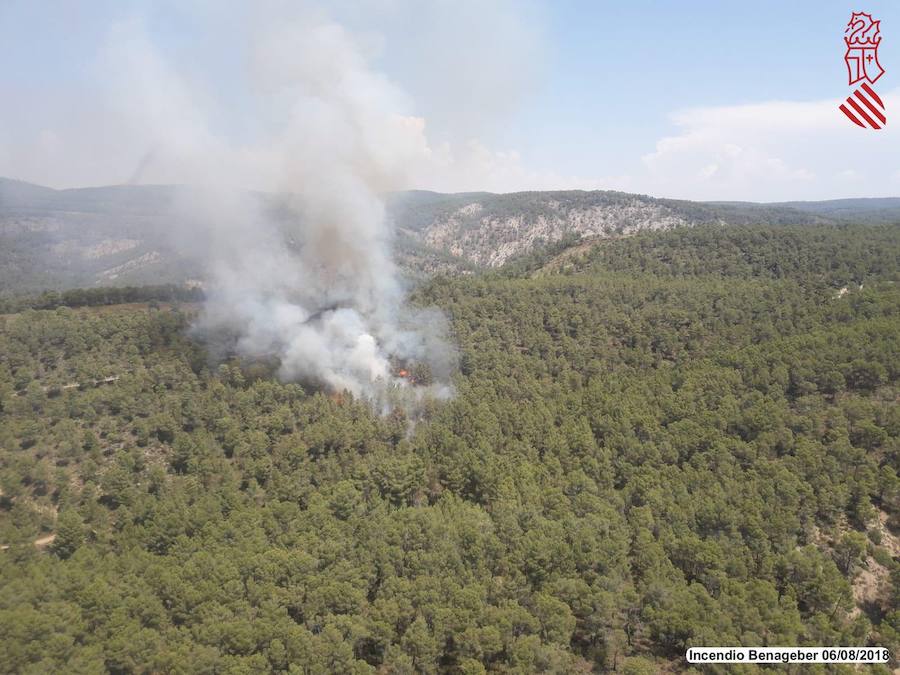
397, 369, 409, 378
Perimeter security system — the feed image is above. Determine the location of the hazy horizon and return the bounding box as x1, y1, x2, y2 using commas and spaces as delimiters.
1, 1, 898, 202
3, 174, 900, 205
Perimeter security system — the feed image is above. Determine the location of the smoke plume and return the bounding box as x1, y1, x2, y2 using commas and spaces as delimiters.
176, 14, 455, 406
0, 1, 544, 407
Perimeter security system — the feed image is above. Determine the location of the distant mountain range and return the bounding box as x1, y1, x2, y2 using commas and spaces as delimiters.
2, 177, 899, 292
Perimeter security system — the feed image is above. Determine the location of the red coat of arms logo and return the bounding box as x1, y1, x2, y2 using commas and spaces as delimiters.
839, 12, 887, 130
845, 12, 884, 85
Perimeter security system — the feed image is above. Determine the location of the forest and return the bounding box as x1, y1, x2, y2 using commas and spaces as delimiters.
0, 223, 898, 673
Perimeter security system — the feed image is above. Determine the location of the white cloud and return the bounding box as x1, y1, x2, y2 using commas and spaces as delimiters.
635, 92, 900, 201
408, 92, 900, 200
411, 138, 614, 194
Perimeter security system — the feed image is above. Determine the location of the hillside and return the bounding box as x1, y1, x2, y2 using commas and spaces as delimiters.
525, 223, 900, 283
0, 179, 200, 292
1, 224, 899, 672
4, 178, 899, 293
387, 190, 837, 268
772, 198, 900, 224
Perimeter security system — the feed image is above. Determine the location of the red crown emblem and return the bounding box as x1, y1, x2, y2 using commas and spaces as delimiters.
845, 12, 881, 47
843, 11, 885, 86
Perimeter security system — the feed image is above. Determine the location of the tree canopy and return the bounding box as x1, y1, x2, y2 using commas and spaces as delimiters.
1, 223, 898, 673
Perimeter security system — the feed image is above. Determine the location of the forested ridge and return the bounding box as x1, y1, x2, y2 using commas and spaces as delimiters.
1, 224, 898, 673
5, 176, 899, 291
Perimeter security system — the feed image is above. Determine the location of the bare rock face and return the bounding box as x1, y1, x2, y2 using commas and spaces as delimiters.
415, 194, 700, 267
385, 188, 859, 274
97, 251, 162, 280
82, 239, 142, 260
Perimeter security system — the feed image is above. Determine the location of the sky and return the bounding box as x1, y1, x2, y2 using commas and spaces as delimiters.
0, 0, 898, 201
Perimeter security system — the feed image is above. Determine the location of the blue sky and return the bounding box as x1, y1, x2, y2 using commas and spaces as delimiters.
1, 1, 897, 200
510, 0, 897, 178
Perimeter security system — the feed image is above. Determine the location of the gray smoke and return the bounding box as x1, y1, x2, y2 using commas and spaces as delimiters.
0, 0, 542, 407
176, 14, 456, 406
